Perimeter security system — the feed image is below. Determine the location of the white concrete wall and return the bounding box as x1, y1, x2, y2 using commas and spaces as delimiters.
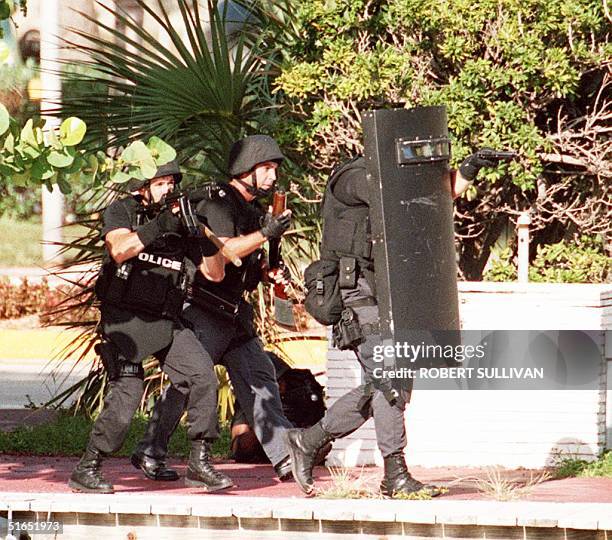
605, 289, 612, 450
326, 283, 611, 468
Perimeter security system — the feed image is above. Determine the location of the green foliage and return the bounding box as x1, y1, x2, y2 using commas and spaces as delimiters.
529, 236, 610, 283
483, 247, 518, 282
0, 184, 39, 219
112, 137, 176, 184
278, 0, 607, 166
0, 60, 34, 92
273, 0, 610, 278
553, 456, 590, 479
0, 216, 43, 264
0, 1, 26, 40
0, 410, 231, 458
0, 108, 92, 193
484, 236, 610, 283
553, 451, 612, 478
0, 105, 178, 196
58, 0, 280, 175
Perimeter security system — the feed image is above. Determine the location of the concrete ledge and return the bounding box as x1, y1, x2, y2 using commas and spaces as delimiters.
1, 493, 611, 536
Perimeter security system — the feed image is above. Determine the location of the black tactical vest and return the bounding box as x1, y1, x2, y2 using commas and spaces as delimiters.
192, 183, 264, 302
320, 157, 373, 271
95, 199, 189, 319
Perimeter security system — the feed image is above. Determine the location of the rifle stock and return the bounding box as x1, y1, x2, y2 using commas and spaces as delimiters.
199, 222, 242, 267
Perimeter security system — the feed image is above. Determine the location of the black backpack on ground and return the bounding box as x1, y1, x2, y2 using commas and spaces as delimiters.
230, 352, 327, 464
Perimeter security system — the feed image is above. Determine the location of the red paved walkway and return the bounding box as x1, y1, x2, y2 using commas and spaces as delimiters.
1, 455, 611, 503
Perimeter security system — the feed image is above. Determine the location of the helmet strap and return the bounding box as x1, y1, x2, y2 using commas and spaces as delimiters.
144, 183, 153, 205
235, 172, 273, 199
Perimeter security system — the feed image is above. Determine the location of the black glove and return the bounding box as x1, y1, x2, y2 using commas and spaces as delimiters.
198, 234, 219, 257
136, 209, 182, 247
459, 148, 499, 181
261, 212, 291, 239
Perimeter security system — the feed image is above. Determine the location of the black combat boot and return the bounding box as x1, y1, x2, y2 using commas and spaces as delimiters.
273, 456, 293, 481
185, 440, 234, 492
284, 422, 334, 495
131, 452, 179, 481
380, 452, 441, 498
68, 446, 114, 494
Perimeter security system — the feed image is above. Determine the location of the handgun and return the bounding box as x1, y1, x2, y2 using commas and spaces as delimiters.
476, 149, 518, 161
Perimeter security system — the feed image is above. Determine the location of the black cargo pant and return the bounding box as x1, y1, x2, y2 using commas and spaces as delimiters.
320, 277, 409, 457
89, 325, 218, 455
136, 302, 293, 467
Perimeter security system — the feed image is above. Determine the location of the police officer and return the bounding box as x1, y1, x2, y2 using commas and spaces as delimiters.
69, 161, 234, 494
133, 135, 296, 481
285, 151, 497, 497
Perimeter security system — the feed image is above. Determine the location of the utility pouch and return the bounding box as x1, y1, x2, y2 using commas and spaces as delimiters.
332, 307, 365, 350
338, 257, 357, 289
304, 259, 344, 326
95, 261, 131, 303
189, 284, 240, 321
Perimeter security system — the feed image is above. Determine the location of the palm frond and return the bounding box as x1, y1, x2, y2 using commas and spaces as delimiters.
55, 0, 284, 169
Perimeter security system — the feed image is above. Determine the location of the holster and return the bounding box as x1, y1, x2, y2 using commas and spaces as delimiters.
235, 301, 257, 340
95, 340, 144, 381
332, 307, 365, 350
189, 284, 240, 321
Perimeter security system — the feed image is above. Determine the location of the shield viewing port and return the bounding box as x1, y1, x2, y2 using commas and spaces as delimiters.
396, 137, 451, 165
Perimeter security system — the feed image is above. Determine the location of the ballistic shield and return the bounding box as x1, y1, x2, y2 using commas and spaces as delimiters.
362, 106, 460, 364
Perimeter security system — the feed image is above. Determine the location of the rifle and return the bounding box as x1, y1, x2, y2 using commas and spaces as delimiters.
153, 188, 242, 267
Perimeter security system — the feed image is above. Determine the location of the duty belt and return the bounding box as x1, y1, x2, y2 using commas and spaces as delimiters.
344, 296, 377, 308
343, 296, 379, 336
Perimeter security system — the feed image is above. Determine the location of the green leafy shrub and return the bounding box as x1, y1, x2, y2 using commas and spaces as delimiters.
483, 248, 518, 282
529, 236, 610, 283
0, 183, 40, 219
273, 0, 610, 279
0, 410, 231, 458
484, 236, 610, 283
554, 450, 612, 478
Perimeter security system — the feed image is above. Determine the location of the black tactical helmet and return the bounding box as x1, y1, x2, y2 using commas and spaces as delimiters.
228, 135, 285, 177
127, 160, 183, 192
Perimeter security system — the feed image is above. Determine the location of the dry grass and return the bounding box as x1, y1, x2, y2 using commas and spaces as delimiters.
315, 466, 445, 500
315, 466, 379, 499
457, 467, 551, 501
